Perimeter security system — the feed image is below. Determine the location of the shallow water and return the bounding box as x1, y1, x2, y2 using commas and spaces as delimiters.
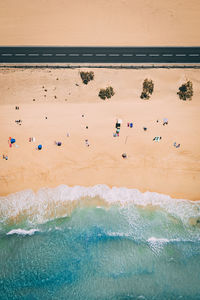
0, 185, 200, 300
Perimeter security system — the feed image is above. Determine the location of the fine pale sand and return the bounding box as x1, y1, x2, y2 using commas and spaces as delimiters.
0, 0, 200, 46
0, 67, 200, 200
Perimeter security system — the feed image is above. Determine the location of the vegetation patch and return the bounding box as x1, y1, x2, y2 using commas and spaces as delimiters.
98, 86, 115, 100
140, 79, 154, 100
80, 71, 94, 84
177, 81, 193, 100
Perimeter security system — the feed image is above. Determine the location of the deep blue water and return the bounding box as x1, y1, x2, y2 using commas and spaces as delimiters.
0, 186, 200, 300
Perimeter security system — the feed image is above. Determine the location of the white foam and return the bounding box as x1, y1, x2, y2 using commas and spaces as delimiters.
148, 237, 170, 243
147, 237, 200, 244
0, 185, 199, 226
7, 228, 39, 236
107, 231, 130, 238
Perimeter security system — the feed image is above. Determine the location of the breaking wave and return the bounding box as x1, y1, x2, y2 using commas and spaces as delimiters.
6, 228, 39, 236
0, 185, 199, 229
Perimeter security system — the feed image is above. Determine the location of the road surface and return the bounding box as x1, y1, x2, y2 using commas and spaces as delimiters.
0, 47, 200, 63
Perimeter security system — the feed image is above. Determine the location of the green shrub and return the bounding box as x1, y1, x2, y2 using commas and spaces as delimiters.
177, 81, 193, 100
80, 71, 94, 84
140, 79, 154, 100
98, 86, 115, 100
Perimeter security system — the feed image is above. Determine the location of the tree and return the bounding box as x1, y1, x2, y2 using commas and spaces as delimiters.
177, 81, 193, 100
98, 86, 115, 100
140, 79, 154, 100
80, 71, 94, 84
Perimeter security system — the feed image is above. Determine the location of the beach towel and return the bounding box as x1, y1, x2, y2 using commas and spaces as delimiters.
153, 137, 161, 142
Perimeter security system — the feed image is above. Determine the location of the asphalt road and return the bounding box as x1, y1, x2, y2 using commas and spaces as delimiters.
0, 47, 200, 63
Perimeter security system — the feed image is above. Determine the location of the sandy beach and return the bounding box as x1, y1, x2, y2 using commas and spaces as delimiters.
0, 0, 200, 46
0, 67, 200, 200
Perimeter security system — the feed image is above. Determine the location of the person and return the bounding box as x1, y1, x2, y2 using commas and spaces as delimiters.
174, 142, 180, 148
85, 139, 90, 147
163, 118, 168, 126
55, 141, 62, 146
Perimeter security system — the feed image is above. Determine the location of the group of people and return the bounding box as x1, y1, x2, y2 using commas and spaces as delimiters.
2, 112, 181, 163
121, 117, 180, 159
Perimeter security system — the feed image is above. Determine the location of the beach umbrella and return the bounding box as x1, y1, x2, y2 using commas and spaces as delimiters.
10, 138, 16, 144
38, 144, 42, 150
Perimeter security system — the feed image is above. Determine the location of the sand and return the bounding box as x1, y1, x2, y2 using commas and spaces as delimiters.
0, 67, 200, 200
0, 0, 200, 46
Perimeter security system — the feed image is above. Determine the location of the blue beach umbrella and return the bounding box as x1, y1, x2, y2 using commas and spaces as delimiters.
10, 138, 16, 144
38, 144, 42, 150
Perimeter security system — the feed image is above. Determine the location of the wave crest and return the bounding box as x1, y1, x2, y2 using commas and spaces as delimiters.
7, 228, 39, 236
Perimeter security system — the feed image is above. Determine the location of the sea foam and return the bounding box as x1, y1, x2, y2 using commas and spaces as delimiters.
0, 185, 199, 227
7, 228, 39, 236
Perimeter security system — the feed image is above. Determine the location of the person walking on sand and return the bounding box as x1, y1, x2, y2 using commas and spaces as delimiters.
163, 118, 168, 126
174, 142, 181, 148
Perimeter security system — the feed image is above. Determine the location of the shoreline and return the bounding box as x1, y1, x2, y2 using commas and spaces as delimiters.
1, 183, 200, 202
1, 184, 200, 229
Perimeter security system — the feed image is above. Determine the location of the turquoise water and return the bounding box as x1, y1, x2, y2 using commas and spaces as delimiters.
0, 185, 200, 300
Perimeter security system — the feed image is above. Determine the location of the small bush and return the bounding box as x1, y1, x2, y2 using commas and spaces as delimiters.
99, 86, 115, 100
98, 89, 106, 100
80, 71, 94, 84
140, 79, 154, 100
177, 81, 193, 100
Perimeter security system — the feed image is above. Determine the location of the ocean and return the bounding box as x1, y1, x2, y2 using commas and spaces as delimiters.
0, 185, 200, 300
